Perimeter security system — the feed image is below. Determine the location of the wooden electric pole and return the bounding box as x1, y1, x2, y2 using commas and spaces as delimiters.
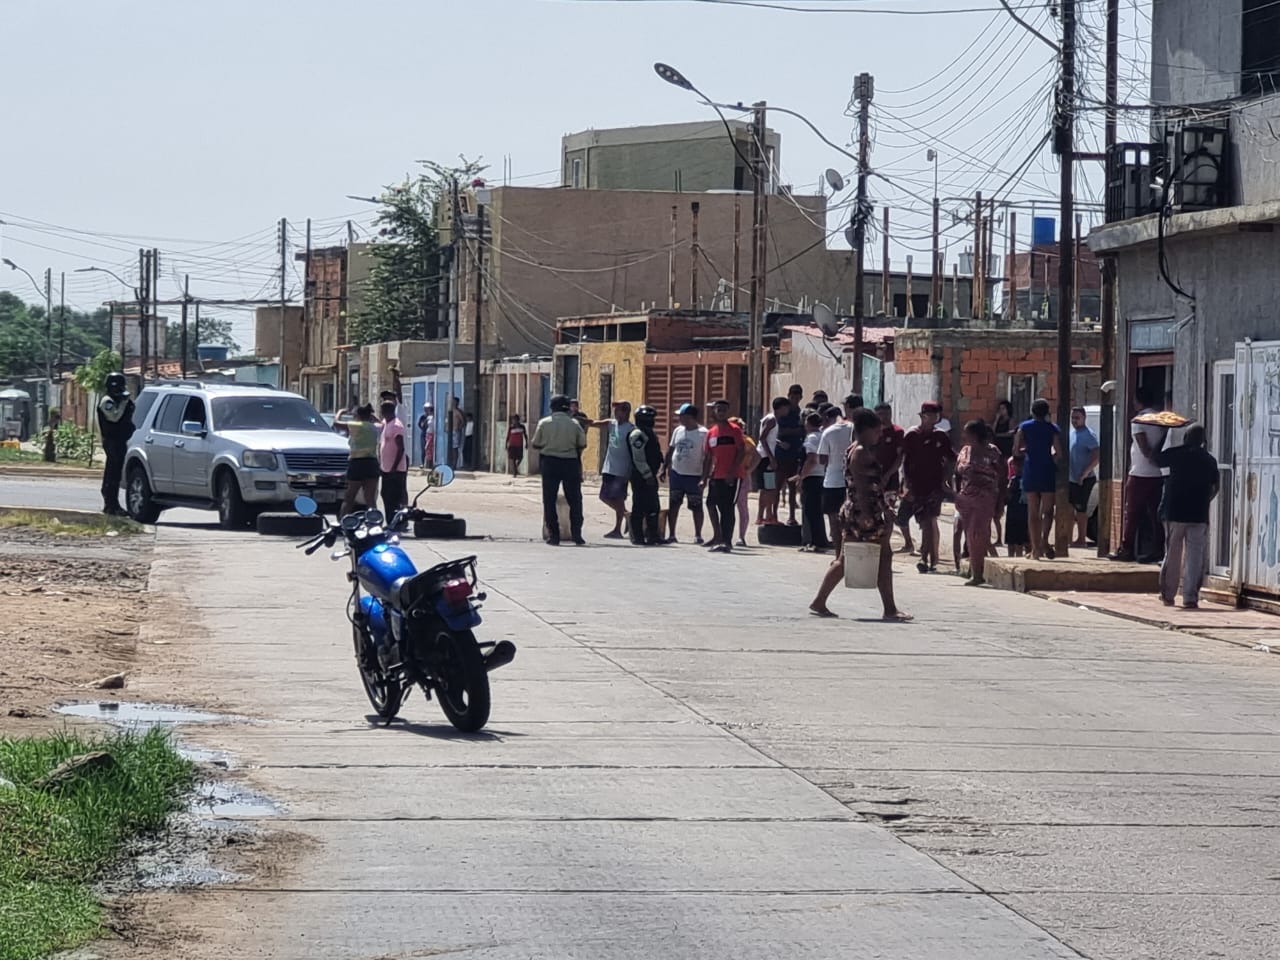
278, 218, 288, 389
472, 199, 485, 470
180, 274, 189, 380
746, 101, 768, 431
1054, 0, 1077, 555
851, 73, 873, 393
1098, 0, 1119, 555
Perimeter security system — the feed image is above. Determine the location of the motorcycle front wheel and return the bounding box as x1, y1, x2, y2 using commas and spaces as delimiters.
353, 624, 404, 722
431, 627, 491, 732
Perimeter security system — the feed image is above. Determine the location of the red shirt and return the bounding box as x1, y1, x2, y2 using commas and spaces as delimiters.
901, 426, 955, 493
705, 421, 746, 480
875, 423, 905, 474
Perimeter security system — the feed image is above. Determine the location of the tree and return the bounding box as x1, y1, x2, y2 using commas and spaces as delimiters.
0, 293, 111, 377
349, 158, 485, 346
165, 314, 240, 364
74, 348, 123, 395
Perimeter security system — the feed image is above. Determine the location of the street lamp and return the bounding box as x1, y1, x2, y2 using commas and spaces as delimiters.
76, 266, 143, 362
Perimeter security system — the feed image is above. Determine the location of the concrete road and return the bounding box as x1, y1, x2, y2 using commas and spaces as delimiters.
101, 479, 1280, 958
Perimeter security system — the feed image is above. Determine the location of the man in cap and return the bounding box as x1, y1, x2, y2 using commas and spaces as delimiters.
901, 400, 955, 573
531, 395, 587, 546
97, 373, 135, 516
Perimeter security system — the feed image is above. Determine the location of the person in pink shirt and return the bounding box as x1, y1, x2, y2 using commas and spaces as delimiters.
378, 401, 409, 517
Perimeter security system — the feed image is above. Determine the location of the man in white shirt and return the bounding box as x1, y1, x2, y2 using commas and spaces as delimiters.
1110, 385, 1167, 562
593, 401, 634, 539
818, 396, 857, 554
661, 403, 710, 543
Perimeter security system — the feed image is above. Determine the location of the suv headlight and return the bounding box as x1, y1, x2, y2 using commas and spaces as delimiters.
242, 451, 279, 470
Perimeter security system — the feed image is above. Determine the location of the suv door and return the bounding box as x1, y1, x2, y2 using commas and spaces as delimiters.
171, 395, 213, 498
146, 395, 187, 493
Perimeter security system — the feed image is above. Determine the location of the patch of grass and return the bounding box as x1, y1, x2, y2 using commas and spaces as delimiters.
0, 447, 41, 463
0, 729, 195, 960
0, 509, 143, 537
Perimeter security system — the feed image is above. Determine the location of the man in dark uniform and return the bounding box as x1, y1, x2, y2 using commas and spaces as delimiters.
627, 405, 664, 545
97, 372, 135, 515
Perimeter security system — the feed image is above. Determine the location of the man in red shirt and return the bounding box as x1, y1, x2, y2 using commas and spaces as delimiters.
700, 399, 746, 553
901, 401, 955, 573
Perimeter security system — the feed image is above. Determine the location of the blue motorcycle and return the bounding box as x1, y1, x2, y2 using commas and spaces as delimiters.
293, 467, 515, 731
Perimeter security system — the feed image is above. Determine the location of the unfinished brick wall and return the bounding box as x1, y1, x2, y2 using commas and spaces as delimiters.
892, 330, 1102, 426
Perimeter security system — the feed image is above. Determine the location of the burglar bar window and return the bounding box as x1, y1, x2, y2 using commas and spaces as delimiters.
1242, 0, 1280, 97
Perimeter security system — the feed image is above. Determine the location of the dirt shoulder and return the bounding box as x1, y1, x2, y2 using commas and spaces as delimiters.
0, 522, 153, 736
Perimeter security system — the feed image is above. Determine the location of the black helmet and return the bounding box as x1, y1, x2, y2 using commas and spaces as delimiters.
549, 394, 571, 413
105, 373, 127, 397
634, 405, 658, 427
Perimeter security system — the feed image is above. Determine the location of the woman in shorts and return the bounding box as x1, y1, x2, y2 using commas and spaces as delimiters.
341, 404, 380, 517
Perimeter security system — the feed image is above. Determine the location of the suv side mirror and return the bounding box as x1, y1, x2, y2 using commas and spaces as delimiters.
181, 420, 206, 437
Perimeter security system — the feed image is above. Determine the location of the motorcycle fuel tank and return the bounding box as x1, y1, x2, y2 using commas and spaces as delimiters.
358, 595, 389, 644
356, 543, 418, 602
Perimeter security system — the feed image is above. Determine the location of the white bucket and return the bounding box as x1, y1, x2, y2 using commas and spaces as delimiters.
843, 541, 880, 589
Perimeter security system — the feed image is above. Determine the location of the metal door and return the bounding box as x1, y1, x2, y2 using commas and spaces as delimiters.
172, 396, 212, 498
144, 395, 185, 493
1234, 340, 1280, 595
1210, 360, 1235, 576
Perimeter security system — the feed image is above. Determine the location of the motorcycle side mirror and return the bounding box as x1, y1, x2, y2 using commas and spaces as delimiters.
431, 465, 455, 487
294, 495, 318, 517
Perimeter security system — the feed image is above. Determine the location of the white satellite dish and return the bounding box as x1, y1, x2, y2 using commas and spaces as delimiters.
824, 168, 846, 192
813, 302, 840, 337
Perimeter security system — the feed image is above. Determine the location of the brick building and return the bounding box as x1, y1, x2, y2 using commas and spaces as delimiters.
890, 329, 1103, 436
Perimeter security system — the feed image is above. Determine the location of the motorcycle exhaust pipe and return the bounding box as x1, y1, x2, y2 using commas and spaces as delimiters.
484, 640, 517, 672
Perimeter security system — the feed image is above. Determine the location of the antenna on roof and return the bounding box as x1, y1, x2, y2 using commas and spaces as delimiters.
813, 302, 840, 337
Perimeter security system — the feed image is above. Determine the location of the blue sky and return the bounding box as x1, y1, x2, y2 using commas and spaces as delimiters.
0, 0, 1149, 344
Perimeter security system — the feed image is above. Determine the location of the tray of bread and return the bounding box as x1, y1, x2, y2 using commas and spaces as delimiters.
1132, 410, 1192, 428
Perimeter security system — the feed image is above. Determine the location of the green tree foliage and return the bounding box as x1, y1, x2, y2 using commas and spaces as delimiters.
164, 314, 240, 364
349, 158, 485, 346
0, 293, 112, 377
74, 348, 123, 395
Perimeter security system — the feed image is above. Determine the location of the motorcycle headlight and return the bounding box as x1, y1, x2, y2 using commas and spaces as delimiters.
242, 451, 279, 470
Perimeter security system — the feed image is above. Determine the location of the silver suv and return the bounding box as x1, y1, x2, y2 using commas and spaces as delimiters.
123, 382, 350, 529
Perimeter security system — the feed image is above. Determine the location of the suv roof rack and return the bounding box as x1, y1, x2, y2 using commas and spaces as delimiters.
148, 380, 276, 390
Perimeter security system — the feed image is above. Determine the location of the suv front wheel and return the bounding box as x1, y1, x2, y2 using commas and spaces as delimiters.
126, 465, 162, 524
216, 470, 252, 530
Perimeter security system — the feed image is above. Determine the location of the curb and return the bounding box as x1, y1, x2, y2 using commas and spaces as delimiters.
0, 465, 103, 479
1031, 590, 1277, 655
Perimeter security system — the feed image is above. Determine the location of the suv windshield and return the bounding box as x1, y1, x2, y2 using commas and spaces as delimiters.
211, 396, 331, 432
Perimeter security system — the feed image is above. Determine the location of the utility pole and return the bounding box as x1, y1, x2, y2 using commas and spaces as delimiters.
881, 207, 890, 317
1008, 211, 1018, 324
150, 249, 159, 378
180, 274, 190, 379
138, 249, 148, 380
303, 218, 312, 401
1054, 0, 1078, 555
972, 192, 984, 319
278, 218, 288, 389
193, 302, 201, 373
905, 256, 914, 320
472, 198, 485, 470
668, 205, 678, 308
851, 73, 873, 393
931, 198, 941, 318
447, 179, 461, 468
746, 101, 768, 431
689, 201, 700, 308
1098, 0, 1120, 555
57, 271, 65, 369
985, 199, 996, 321
732, 196, 740, 312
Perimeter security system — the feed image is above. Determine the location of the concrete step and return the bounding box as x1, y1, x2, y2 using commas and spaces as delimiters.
985, 554, 1160, 593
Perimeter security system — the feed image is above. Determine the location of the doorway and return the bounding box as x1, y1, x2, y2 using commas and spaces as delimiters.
1210, 361, 1235, 576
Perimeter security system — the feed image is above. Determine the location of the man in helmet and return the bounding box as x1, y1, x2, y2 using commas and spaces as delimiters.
97, 373, 135, 516
627, 405, 664, 545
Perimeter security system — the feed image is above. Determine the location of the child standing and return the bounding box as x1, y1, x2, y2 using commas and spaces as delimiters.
1004, 452, 1030, 557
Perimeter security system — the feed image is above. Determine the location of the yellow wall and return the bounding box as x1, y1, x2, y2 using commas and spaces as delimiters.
575, 341, 645, 475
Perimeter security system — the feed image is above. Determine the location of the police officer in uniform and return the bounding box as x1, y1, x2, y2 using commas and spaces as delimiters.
97, 373, 135, 515
627, 405, 664, 545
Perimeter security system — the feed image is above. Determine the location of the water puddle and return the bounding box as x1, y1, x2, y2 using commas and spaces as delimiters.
190, 780, 282, 818
55, 700, 235, 727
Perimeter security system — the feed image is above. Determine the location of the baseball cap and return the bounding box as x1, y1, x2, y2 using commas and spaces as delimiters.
920, 401, 943, 414
676, 402, 696, 415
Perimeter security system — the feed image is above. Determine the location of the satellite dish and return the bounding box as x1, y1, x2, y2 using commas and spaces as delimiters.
824, 168, 845, 192
844, 224, 855, 247
813, 302, 840, 337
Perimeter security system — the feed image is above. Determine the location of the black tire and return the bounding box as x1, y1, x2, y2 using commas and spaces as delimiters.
125, 464, 162, 524
216, 470, 252, 530
413, 517, 467, 539
757, 522, 803, 547
353, 624, 404, 721
255, 513, 325, 536
432, 627, 490, 732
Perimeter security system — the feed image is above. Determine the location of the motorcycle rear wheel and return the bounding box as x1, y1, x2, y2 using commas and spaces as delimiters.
353, 624, 404, 722
432, 627, 491, 732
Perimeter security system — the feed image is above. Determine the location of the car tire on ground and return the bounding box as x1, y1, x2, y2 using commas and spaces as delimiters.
757, 523, 803, 547
256, 513, 325, 537
125, 464, 162, 524
413, 516, 467, 539
216, 470, 252, 530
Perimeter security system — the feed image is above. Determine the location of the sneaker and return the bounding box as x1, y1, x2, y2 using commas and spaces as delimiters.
1108, 550, 1135, 562
735, 538, 747, 547
916, 561, 929, 574
695, 537, 704, 545
572, 537, 586, 546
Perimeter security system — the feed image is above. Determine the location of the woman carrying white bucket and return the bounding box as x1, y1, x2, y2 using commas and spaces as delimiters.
808, 407, 913, 622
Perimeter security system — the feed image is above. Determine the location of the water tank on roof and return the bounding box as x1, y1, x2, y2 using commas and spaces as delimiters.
1032, 217, 1056, 246
197, 344, 230, 363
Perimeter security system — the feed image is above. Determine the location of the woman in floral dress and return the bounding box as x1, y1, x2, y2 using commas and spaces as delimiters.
954, 419, 1004, 585
809, 408, 911, 621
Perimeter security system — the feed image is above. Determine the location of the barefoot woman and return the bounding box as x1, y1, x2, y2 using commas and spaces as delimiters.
810, 408, 912, 621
